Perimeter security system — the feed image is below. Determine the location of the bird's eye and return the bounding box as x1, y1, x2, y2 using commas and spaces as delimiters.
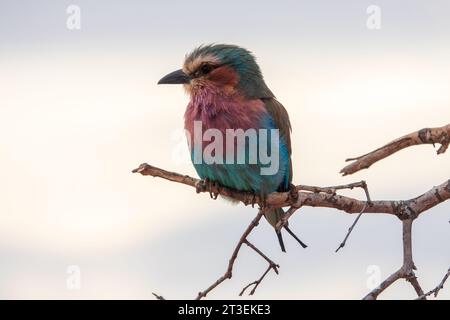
199, 64, 214, 75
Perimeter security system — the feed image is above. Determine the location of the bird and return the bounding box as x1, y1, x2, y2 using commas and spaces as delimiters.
158, 44, 306, 252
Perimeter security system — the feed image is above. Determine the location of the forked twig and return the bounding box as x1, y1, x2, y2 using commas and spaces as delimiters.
195, 211, 279, 299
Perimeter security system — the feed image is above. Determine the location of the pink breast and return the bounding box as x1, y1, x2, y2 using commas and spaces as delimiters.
184, 90, 268, 156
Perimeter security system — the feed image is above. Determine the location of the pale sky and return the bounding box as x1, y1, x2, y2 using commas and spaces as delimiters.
0, 0, 449, 299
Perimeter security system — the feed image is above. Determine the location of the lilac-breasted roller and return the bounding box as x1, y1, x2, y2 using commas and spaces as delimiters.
158, 44, 306, 252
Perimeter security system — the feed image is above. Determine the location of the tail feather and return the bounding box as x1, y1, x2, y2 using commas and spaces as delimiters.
276, 229, 286, 252
284, 226, 308, 248
264, 207, 307, 252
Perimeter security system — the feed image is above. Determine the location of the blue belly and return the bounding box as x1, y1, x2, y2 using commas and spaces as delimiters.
191, 117, 291, 194
193, 161, 289, 194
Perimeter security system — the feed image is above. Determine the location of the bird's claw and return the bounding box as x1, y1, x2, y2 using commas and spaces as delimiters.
251, 193, 257, 208
210, 180, 220, 200
196, 178, 220, 199
195, 179, 206, 194
259, 191, 267, 210
288, 183, 298, 202
250, 191, 264, 209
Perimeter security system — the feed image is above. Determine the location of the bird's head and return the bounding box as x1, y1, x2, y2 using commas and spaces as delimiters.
158, 44, 274, 99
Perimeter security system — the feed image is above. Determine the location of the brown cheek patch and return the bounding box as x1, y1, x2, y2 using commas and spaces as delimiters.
208, 66, 239, 90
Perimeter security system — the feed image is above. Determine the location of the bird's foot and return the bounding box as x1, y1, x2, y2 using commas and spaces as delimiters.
250, 191, 264, 209
195, 179, 206, 194
259, 191, 268, 210
288, 183, 299, 202
195, 178, 220, 199
250, 192, 257, 208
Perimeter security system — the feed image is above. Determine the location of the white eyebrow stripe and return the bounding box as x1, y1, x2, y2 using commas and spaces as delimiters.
183, 54, 221, 75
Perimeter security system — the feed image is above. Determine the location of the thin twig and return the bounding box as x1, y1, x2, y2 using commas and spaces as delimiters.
239, 239, 280, 295
195, 211, 264, 300
243, 239, 279, 274
341, 124, 449, 176
335, 181, 372, 252
416, 267, 450, 300
152, 292, 165, 300
335, 203, 366, 253
296, 181, 369, 195
239, 265, 274, 296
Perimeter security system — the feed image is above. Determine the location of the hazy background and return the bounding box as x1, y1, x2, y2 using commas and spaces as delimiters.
0, 0, 449, 299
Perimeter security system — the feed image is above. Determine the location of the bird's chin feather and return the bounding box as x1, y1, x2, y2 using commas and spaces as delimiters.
183, 83, 192, 95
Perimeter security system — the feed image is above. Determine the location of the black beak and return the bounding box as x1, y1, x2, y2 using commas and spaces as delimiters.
158, 69, 191, 84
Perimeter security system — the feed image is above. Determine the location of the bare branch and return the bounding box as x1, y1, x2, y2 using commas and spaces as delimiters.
133, 163, 449, 219
363, 269, 403, 300
416, 268, 450, 300
134, 124, 450, 300
363, 219, 426, 300
341, 124, 449, 176
408, 276, 425, 299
